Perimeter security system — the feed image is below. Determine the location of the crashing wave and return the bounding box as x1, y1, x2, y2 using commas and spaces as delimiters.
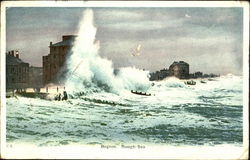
63, 9, 150, 96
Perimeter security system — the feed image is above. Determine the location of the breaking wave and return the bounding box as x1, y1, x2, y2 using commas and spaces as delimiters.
6, 10, 244, 148
6, 74, 243, 146
64, 9, 150, 95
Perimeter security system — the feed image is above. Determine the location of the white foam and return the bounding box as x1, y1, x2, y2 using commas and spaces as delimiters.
64, 9, 150, 95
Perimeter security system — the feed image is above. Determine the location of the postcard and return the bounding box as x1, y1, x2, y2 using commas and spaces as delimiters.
0, 1, 249, 159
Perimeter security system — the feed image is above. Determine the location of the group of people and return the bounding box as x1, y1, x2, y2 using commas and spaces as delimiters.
54, 90, 68, 101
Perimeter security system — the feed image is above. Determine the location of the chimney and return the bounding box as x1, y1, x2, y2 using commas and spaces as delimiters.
15, 51, 19, 59
50, 42, 52, 46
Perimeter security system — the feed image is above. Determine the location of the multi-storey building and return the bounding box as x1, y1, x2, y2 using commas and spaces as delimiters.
6, 50, 29, 91
29, 66, 43, 89
149, 61, 190, 81
43, 35, 77, 85
169, 61, 189, 79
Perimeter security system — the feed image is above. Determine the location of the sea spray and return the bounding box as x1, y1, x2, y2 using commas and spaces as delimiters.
118, 67, 150, 91
6, 75, 243, 146
64, 9, 150, 95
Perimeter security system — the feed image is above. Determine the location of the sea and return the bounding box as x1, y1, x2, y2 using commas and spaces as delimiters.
6, 75, 243, 147
5, 9, 243, 148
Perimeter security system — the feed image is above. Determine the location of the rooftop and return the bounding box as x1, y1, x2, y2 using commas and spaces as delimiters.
6, 54, 28, 65
50, 39, 75, 47
50, 35, 77, 47
172, 61, 189, 65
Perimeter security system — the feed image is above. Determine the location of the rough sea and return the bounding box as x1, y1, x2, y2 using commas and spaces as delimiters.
6, 75, 243, 147
5, 9, 243, 148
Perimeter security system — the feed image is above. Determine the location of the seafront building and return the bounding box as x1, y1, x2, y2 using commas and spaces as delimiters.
149, 68, 170, 81
149, 60, 219, 81
43, 35, 77, 85
6, 50, 29, 91
169, 61, 189, 79
150, 61, 189, 80
29, 66, 43, 90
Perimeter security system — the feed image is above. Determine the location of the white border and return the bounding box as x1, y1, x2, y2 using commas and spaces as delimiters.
242, 0, 249, 157
0, 1, 7, 159
0, 1, 249, 159
0, 0, 248, 7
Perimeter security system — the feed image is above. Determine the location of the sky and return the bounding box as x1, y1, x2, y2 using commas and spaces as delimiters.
6, 7, 243, 75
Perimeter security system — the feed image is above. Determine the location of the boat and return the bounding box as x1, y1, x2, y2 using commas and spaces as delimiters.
184, 80, 196, 85
200, 80, 206, 83
208, 78, 217, 81
131, 90, 151, 96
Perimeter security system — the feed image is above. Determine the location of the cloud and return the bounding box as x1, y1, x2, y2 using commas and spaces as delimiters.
99, 29, 242, 74
6, 7, 243, 75
102, 19, 184, 31
95, 9, 144, 23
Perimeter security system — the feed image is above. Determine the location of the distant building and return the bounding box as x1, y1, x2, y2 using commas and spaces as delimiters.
194, 71, 203, 78
189, 71, 203, 78
149, 68, 169, 81
6, 50, 29, 91
169, 61, 189, 79
189, 73, 195, 79
189, 72, 219, 79
29, 66, 43, 89
43, 35, 77, 85
149, 60, 218, 81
